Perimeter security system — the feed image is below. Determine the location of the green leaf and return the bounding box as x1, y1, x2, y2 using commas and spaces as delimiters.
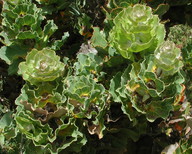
154, 41, 183, 76
0, 31, 12, 46
51, 32, 69, 50
91, 27, 108, 48
74, 53, 104, 77
109, 72, 123, 102
146, 98, 174, 122
0, 45, 28, 65
0, 112, 13, 129
153, 4, 170, 18
63, 75, 107, 137
8, 58, 23, 75
16, 31, 37, 40
42, 20, 58, 43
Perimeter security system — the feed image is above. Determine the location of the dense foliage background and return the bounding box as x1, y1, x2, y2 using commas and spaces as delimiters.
0, 0, 192, 153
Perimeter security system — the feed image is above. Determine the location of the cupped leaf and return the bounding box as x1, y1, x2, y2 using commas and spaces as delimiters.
63, 75, 107, 118
1, 1, 44, 45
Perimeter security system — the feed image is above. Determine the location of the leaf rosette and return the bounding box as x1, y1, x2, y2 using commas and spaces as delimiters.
15, 109, 86, 153
154, 41, 183, 76
109, 4, 165, 60
18, 48, 64, 85
14, 82, 86, 153
63, 75, 106, 118
15, 82, 66, 124
110, 55, 185, 122
63, 75, 107, 138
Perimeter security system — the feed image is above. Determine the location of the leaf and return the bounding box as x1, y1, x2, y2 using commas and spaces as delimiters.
16, 31, 37, 39
109, 72, 123, 102
51, 32, 69, 50
74, 52, 103, 77
8, 58, 23, 75
154, 4, 170, 18
106, 0, 139, 9
109, 4, 165, 60
18, 48, 65, 85
146, 98, 174, 122
0, 31, 12, 46
0, 45, 28, 65
20, 100, 67, 123
91, 27, 108, 48
87, 124, 103, 139
0, 111, 13, 129
43, 20, 58, 42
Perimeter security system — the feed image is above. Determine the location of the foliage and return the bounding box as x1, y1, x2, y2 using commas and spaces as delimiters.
0, 0, 192, 153
109, 4, 165, 61
0, 0, 67, 49
110, 55, 184, 122
0, 0, 69, 74
168, 24, 192, 48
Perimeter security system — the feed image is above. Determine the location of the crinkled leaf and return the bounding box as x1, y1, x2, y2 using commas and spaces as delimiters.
74, 53, 104, 78
43, 20, 57, 40
91, 27, 108, 48
51, 32, 69, 50
109, 72, 123, 102
63, 75, 107, 137
146, 98, 174, 122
